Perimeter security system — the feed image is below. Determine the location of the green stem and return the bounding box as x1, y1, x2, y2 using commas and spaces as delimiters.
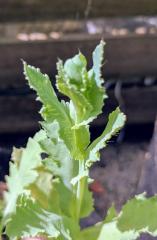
76, 160, 85, 221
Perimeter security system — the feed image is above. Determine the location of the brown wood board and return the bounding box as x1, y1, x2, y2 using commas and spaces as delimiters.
1, 34, 157, 88
1, 0, 157, 22
0, 86, 156, 133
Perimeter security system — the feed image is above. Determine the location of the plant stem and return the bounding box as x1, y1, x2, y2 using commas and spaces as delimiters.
76, 160, 85, 221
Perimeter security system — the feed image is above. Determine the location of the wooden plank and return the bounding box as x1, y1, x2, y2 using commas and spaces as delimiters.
1, 17, 157, 41
1, 0, 157, 22
0, 94, 40, 133
97, 86, 157, 126
1, 33, 157, 88
0, 86, 156, 133
109, 86, 157, 125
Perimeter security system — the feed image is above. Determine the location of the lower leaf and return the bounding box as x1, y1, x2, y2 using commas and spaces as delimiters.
6, 194, 75, 240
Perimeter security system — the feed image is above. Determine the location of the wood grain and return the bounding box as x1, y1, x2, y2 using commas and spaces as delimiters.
0, 86, 156, 133
1, 0, 157, 22
1, 34, 157, 88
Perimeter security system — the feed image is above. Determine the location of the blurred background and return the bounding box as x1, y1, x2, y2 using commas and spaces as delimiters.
0, 0, 157, 235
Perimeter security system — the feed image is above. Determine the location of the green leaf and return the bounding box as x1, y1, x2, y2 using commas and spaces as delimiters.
6, 194, 73, 240
23, 62, 74, 153
79, 179, 93, 218
98, 194, 157, 240
117, 194, 157, 236
80, 222, 102, 240
2, 42, 128, 240
104, 204, 117, 224
98, 221, 138, 240
57, 58, 92, 124
24, 62, 90, 160
32, 122, 92, 220
38, 122, 79, 219
28, 167, 61, 214
80, 205, 117, 240
4, 130, 45, 218
86, 107, 126, 167
41, 121, 75, 189
0, 199, 4, 234
52, 180, 77, 220
92, 40, 106, 87
56, 41, 107, 126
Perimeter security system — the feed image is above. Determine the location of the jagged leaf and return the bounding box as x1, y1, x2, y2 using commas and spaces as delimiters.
56, 58, 92, 124
80, 205, 117, 239
80, 222, 102, 240
38, 121, 78, 218
98, 221, 138, 240
4, 130, 45, 218
24, 62, 90, 160
92, 40, 105, 87
23, 62, 74, 153
117, 194, 157, 236
42, 121, 93, 218
0, 199, 4, 234
86, 107, 126, 167
56, 41, 107, 126
28, 167, 62, 214
6, 194, 74, 240
41, 121, 74, 189
96, 206, 136, 240
104, 204, 117, 224
98, 194, 157, 240
2, 42, 128, 240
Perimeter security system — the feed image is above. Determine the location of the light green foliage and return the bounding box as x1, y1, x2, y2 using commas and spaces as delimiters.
4, 130, 46, 218
0, 199, 4, 233
41, 121, 74, 189
117, 194, 157, 236
98, 222, 138, 240
24, 61, 90, 160
1, 41, 156, 240
86, 107, 126, 167
56, 40, 107, 127
6, 194, 78, 240
97, 194, 157, 240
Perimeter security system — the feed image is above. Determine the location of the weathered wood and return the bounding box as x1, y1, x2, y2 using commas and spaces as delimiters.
1, 33, 157, 88
1, 17, 157, 40
0, 86, 156, 133
0, 94, 40, 133
98, 86, 157, 125
1, 0, 157, 22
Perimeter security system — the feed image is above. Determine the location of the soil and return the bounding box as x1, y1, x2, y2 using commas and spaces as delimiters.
80, 142, 148, 227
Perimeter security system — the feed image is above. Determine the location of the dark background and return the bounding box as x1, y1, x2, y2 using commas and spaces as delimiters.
0, 2, 157, 238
